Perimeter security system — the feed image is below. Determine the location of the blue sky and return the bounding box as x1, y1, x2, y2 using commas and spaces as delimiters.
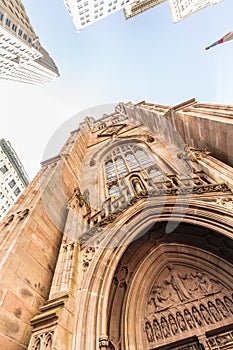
1, 0, 233, 178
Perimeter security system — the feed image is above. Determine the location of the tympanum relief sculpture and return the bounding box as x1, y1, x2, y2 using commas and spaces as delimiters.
144, 264, 233, 347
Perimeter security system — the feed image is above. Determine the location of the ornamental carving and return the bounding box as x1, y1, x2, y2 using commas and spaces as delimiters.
99, 335, 109, 349
204, 196, 233, 210
79, 173, 230, 244
68, 186, 84, 209
68, 187, 91, 215
30, 331, 54, 350
184, 145, 211, 162
177, 145, 211, 171
208, 330, 233, 349
82, 246, 96, 271
144, 264, 233, 345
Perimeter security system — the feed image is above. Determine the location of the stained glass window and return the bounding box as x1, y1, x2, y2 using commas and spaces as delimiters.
105, 144, 155, 197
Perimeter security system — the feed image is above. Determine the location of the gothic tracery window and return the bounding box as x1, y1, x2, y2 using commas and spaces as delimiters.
104, 144, 156, 198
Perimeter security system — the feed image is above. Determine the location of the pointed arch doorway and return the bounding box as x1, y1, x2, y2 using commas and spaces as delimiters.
107, 223, 233, 350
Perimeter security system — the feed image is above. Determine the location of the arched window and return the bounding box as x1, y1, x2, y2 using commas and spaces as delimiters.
104, 144, 157, 198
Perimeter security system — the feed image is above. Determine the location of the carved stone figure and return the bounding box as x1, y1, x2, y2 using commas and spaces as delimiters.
150, 284, 169, 310
200, 304, 213, 325
176, 311, 187, 331
216, 298, 230, 318
83, 189, 91, 214
145, 322, 154, 342
192, 306, 203, 326
153, 318, 163, 341
161, 317, 170, 338
189, 271, 216, 294
184, 309, 196, 329
223, 296, 233, 314
165, 265, 190, 302
208, 301, 222, 322
168, 314, 179, 335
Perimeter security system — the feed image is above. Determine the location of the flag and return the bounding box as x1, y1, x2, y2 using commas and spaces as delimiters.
205, 31, 233, 50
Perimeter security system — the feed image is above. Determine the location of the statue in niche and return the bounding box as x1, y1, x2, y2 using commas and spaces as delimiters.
132, 177, 144, 196
83, 189, 91, 214
153, 318, 163, 341
223, 296, 233, 314
216, 298, 230, 318
200, 304, 213, 325
160, 317, 170, 338
192, 306, 203, 326
165, 265, 190, 302
176, 311, 187, 331
168, 314, 179, 335
208, 301, 222, 322
145, 322, 154, 342
184, 309, 196, 329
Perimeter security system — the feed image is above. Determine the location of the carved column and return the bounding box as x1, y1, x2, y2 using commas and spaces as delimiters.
28, 205, 80, 350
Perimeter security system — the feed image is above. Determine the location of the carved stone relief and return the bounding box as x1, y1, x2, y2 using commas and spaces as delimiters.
144, 264, 233, 345
30, 331, 54, 350
82, 246, 96, 271
204, 196, 233, 210
207, 330, 233, 349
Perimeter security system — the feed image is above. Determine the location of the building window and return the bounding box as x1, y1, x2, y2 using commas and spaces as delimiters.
5, 18, 11, 27
12, 24, 17, 32
0, 165, 8, 174
14, 187, 20, 196
28, 37, 31, 43
0, 12, 3, 21
9, 179, 16, 188
18, 29, 22, 36
23, 33, 27, 40
104, 144, 155, 198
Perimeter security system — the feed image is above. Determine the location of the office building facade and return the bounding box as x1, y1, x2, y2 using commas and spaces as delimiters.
168, 0, 223, 22
63, 0, 135, 31
0, 0, 59, 84
0, 138, 29, 220
64, 0, 223, 30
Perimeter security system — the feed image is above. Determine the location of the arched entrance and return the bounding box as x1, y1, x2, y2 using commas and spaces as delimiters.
107, 223, 233, 350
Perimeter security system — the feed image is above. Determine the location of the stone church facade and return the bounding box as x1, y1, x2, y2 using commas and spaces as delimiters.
0, 99, 233, 350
